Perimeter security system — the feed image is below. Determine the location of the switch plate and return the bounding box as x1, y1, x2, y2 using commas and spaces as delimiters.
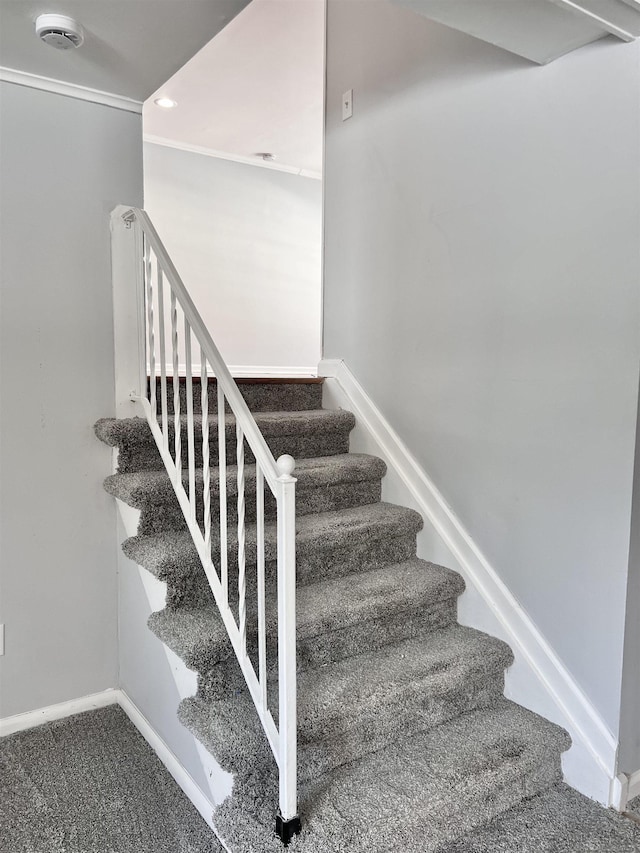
342, 89, 353, 121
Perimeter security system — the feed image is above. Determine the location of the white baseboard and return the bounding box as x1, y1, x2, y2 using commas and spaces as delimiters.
151, 363, 318, 379
0, 689, 120, 737
629, 769, 640, 803
117, 691, 227, 841
319, 357, 618, 806
610, 769, 640, 812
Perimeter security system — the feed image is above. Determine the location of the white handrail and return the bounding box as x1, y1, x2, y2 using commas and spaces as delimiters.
134, 209, 282, 492
113, 207, 299, 841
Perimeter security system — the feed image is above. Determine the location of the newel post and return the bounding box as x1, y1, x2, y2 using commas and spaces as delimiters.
110, 205, 146, 418
275, 453, 301, 845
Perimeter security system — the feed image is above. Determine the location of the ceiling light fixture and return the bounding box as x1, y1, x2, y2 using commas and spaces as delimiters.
154, 97, 177, 109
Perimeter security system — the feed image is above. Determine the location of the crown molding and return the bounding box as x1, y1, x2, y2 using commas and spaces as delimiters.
0, 67, 143, 114
144, 134, 322, 180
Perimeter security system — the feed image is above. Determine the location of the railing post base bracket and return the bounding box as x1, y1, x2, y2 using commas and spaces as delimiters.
275, 811, 302, 846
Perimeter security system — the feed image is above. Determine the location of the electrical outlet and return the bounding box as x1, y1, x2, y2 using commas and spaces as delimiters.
0, 624, 4, 655
342, 89, 353, 121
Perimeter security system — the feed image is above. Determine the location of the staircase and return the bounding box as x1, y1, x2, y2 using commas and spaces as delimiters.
95, 377, 571, 852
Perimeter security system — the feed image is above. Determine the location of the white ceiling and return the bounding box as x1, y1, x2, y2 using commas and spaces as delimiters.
143, 0, 325, 177
0, 0, 250, 100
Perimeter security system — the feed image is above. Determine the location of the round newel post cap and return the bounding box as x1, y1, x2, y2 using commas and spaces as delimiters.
276, 454, 296, 478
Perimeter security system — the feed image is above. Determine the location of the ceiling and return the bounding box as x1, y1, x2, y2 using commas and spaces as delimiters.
143, 0, 325, 177
0, 0, 250, 100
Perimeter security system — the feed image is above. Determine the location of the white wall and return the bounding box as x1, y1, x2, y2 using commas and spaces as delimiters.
323, 1, 640, 736
0, 82, 143, 717
116, 506, 232, 813
143, 142, 322, 373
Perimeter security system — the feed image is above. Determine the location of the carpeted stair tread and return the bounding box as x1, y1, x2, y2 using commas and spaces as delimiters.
95, 409, 355, 445
293, 698, 572, 853
148, 606, 229, 671
180, 626, 514, 783
104, 454, 386, 513
184, 698, 570, 853
122, 502, 424, 588
445, 781, 640, 853
297, 558, 464, 636
295, 625, 512, 732
95, 410, 356, 473
152, 377, 324, 414
295, 559, 463, 663
146, 558, 466, 671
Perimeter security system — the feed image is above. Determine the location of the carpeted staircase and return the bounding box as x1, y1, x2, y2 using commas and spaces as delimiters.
95, 378, 573, 852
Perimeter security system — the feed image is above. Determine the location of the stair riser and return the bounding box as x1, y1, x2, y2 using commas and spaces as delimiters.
135, 480, 382, 535
149, 578, 457, 676
398, 766, 565, 853
299, 679, 506, 784
152, 379, 323, 414
297, 598, 458, 670
154, 594, 460, 680
179, 693, 568, 853
116, 430, 351, 473
182, 672, 507, 785
153, 532, 420, 608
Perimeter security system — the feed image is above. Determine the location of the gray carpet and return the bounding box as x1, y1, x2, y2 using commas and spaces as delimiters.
94, 380, 640, 851
0, 705, 224, 853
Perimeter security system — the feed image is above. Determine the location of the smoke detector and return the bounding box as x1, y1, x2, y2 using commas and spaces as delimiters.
35, 14, 84, 50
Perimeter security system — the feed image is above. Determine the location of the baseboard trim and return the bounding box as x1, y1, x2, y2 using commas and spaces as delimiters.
611, 769, 640, 812
0, 67, 142, 113
629, 769, 640, 802
151, 362, 318, 379
319, 357, 618, 803
116, 692, 218, 832
0, 688, 120, 737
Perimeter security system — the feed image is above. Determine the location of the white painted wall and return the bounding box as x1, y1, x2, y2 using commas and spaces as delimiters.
323, 0, 640, 738
116, 506, 232, 811
0, 82, 143, 717
143, 142, 322, 373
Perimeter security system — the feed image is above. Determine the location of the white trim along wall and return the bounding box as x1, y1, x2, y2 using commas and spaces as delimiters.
144, 134, 322, 180
0, 67, 142, 113
319, 358, 622, 809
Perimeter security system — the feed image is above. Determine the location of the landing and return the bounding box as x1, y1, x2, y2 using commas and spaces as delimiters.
0, 706, 223, 853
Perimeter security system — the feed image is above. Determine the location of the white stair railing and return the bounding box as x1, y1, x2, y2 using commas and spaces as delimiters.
111, 206, 300, 843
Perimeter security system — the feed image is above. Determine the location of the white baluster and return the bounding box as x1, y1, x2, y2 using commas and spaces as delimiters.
218, 383, 228, 601
145, 238, 155, 412
256, 465, 267, 711
171, 290, 181, 481
156, 261, 168, 448
276, 454, 298, 824
201, 348, 211, 557
184, 318, 196, 521
237, 423, 247, 654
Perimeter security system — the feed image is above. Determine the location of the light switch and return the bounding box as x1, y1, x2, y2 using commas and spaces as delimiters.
342, 89, 353, 121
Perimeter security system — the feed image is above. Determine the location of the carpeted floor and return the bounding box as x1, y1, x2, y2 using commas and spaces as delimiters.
0, 705, 224, 853
1, 704, 639, 852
